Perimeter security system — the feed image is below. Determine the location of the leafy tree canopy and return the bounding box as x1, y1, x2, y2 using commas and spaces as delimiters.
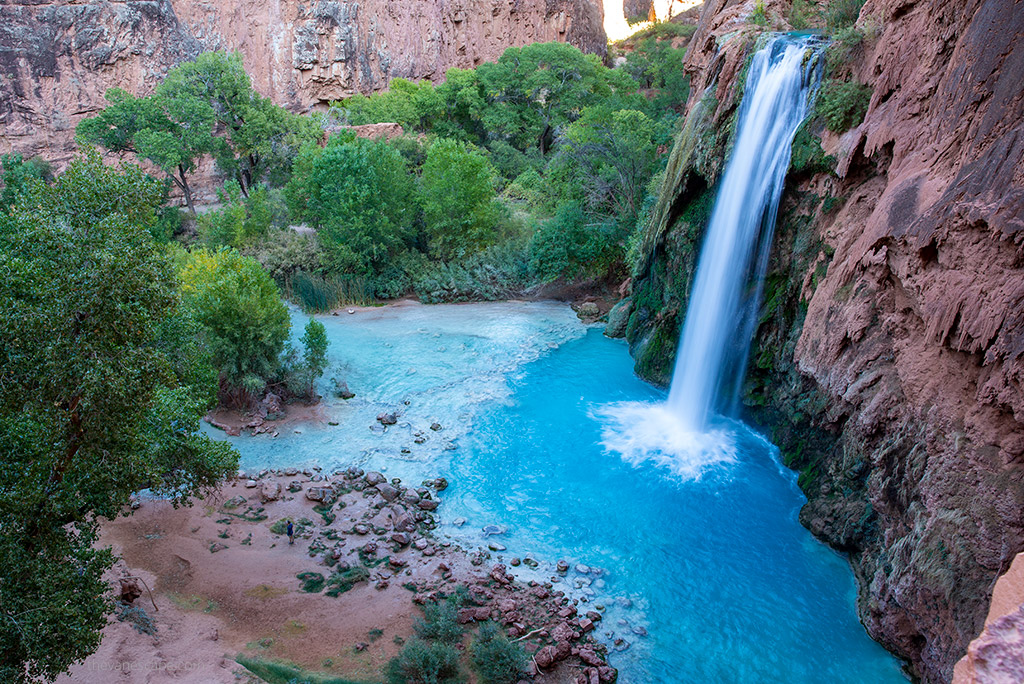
420, 139, 503, 260
299, 134, 417, 275
0, 151, 238, 683
178, 247, 291, 402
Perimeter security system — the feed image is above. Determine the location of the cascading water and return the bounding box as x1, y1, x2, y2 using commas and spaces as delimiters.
598, 35, 822, 476
669, 35, 823, 431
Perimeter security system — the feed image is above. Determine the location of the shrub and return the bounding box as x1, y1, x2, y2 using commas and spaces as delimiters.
823, 0, 866, 30
243, 229, 325, 284
235, 655, 365, 684
816, 79, 872, 132
788, 0, 819, 29
324, 566, 370, 597
407, 240, 531, 303
470, 623, 527, 684
414, 599, 464, 645
750, 0, 769, 26
528, 202, 620, 282
384, 639, 464, 684
116, 603, 158, 636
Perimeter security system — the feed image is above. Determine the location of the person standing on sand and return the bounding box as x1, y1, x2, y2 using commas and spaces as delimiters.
286, 520, 294, 545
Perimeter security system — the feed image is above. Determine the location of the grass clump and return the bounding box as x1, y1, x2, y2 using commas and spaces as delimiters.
313, 502, 336, 525
297, 571, 326, 593
236, 654, 367, 684
470, 623, 527, 684
817, 79, 872, 132
288, 271, 373, 311
324, 566, 370, 597
384, 639, 464, 684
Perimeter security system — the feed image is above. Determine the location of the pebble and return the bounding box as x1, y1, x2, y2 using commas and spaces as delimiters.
488, 543, 507, 552
453, 517, 467, 527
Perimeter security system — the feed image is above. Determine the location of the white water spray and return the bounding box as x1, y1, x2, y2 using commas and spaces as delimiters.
599, 35, 821, 477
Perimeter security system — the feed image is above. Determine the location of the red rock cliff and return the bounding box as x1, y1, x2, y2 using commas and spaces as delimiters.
626, 0, 1024, 681
0, 0, 606, 165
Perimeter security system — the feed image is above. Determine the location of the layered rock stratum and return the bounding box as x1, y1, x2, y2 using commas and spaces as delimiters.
0, 0, 606, 166
625, 0, 1024, 681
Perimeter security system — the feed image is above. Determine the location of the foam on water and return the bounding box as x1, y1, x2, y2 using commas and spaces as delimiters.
595, 401, 737, 480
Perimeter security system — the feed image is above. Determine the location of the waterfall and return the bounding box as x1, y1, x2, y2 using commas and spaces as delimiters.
668, 35, 822, 431
596, 35, 821, 479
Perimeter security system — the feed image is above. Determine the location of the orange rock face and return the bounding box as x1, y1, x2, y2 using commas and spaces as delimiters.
0, 0, 606, 168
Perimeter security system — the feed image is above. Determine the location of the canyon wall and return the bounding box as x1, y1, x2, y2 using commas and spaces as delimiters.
624, 0, 1024, 681
0, 0, 606, 167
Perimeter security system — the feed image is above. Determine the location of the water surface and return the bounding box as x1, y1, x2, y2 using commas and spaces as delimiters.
211, 301, 906, 683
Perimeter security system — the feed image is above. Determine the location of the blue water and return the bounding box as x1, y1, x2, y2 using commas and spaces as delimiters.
211, 301, 906, 683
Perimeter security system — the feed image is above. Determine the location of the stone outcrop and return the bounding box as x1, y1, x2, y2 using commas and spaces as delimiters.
626, 0, 1024, 681
954, 552, 1024, 683
0, 0, 606, 169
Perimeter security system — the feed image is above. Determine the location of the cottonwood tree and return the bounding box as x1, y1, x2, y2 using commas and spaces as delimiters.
420, 139, 502, 260
0, 151, 238, 683
76, 88, 220, 215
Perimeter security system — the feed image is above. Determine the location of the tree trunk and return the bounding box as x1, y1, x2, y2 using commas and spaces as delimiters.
176, 165, 197, 216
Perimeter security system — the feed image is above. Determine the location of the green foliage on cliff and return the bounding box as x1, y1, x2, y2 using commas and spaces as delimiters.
789, 121, 836, 176
0, 152, 238, 683
817, 79, 872, 132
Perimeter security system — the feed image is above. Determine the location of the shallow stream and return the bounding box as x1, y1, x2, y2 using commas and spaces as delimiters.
209, 301, 906, 683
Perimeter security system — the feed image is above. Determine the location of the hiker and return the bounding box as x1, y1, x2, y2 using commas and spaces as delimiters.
286, 519, 294, 545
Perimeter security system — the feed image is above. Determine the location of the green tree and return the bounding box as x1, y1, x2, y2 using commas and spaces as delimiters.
178, 248, 291, 404
558, 106, 669, 220
299, 318, 329, 399
157, 52, 319, 194
476, 42, 638, 152
420, 139, 502, 260
0, 151, 237, 683
198, 181, 273, 248
76, 88, 219, 215
0, 154, 52, 215
528, 201, 619, 282
304, 135, 417, 274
